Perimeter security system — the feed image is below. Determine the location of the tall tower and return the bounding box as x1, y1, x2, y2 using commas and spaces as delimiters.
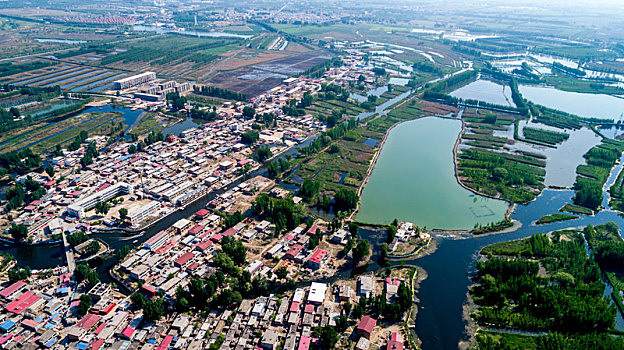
194, 15, 198, 26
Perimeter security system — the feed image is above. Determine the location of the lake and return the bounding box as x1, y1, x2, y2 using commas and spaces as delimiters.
450, 79, 515, 107
519, 85, 624, 120
356, 117, 508, 230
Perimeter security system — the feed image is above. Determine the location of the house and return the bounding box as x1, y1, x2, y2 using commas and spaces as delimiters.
358, 276, 374, 298
306, 249, 328, 270
285, 244, 304, 262
356, 336, 369, 350
386, 332, 404, 350
331, 229, 348, 244
260, 329, 280, 349
307, 282, 327, 304
356, 316, 377, 339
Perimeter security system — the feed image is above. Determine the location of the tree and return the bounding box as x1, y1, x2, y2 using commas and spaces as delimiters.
240, 131, 259, 145
299, 179, 321, 203
8, 266, 31, 282
242, 106, 256, 119
334, 189, 359, 211
67, 231, 89, 247
275, 266, 288, 280
9, 107, 20, 118
116, 245, 131, 261
78, 294, 92, 315
94, 201, 111, 215
75, 263, 99, 287
143, 298, 165, 321
315, 325, 338, 348
166, 92, 186, 110
45, 165, 55, 178
119, 208, 128, 221
352, 239, 370, 265
84, 240, 100, 256
343, 301, 352, 316
213, 252, 236, 273
349, 222, 359, 237
386, 225, 397, 243
9, 223, 28, 239
254, 146, 273, 162
221, 236, 247, 265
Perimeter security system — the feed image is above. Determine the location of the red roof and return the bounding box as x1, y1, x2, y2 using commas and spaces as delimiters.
174, 252, 195, 266
357, 316, 377, 335
187, 262, 200, 271
78, 313, 101, 330
307, 225, 322, 235
89, 339, 106, 350
95, 183, 111, 192
209, 233, 223, 242
0, 281, 26, 298
101, 303, 116, 315
94, 322, 107, 335
308, 249, 327, 264
298, 336, 311, 350
195, 209, 209, 217
156, 335, 174, 350
121, 326, 135, 339
5, 291, 40, 314
195, 240, 213, 251
289, 301, 300, 312
304, 304, 315, 313
387, 332, 404, 350
188, 224, 205, 235
222, 227, 236, 236
285, 244, 304, 258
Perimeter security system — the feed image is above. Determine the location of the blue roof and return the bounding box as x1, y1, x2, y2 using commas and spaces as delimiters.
44, 338, 58, 347
76, 342, 89, 350
0, 320, 15, 331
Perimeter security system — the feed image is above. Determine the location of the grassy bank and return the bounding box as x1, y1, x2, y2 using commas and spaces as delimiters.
535, 213, 578, 224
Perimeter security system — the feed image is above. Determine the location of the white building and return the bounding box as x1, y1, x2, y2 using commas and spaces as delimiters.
114, 72, 156, 90
67, 182, 133, 219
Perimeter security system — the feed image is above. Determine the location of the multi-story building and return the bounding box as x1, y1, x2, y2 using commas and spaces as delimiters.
143, 230, 169, 251
67, 182, 133, 219
126, 200, 161, 226
114, 72, 156, 90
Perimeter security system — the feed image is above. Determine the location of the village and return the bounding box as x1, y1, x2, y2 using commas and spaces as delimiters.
0, 49, 427, 350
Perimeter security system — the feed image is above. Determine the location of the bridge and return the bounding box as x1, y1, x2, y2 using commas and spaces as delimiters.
61, 230, 76, 274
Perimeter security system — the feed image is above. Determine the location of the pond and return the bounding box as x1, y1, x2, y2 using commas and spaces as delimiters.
356, 117, 508, 230
161, 117, 204, 136
519, 85, 624, 120
449, 79, 515, 107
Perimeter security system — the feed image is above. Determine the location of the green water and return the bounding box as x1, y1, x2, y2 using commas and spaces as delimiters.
356, 117, 508, 230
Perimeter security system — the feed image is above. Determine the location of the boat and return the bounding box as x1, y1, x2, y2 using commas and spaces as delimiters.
178, 206, 186, 211
139, 231, 146, 236
132, 240, 138, 244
